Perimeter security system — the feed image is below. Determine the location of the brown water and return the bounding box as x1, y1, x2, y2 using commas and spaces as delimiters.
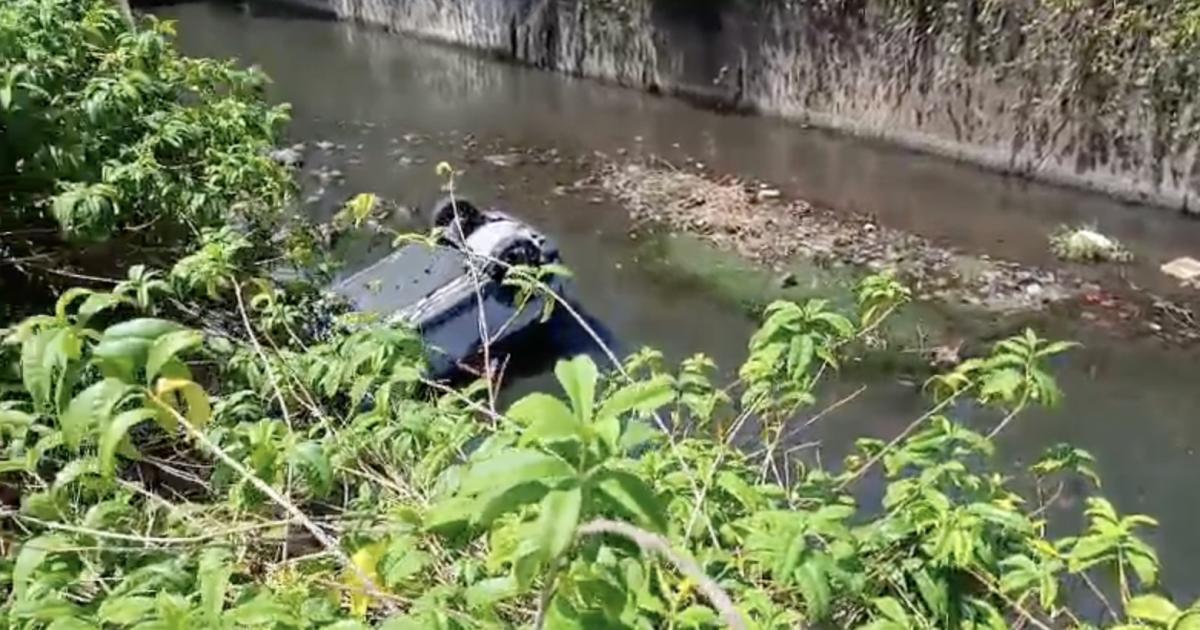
159, 2, 1200, 598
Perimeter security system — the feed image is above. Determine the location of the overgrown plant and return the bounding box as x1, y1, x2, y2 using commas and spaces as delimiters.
3, 265, 1187, 630
1, 2, 1193, 628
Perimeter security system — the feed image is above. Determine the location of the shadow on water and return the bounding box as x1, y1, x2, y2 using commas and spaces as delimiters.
157, 1, 1200, 598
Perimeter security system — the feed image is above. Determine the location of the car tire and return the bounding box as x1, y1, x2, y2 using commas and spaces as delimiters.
490, 236, 542, 286
430, 196, 484, 240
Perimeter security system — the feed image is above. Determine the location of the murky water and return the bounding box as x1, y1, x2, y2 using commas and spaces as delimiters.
159, 2, 1200, 596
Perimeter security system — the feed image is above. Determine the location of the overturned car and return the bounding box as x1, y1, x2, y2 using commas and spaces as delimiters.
332, 197, 604, 380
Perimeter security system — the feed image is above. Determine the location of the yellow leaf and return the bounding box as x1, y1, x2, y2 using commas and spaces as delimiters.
344, 541, 386, 618
343, 193, 377, 228
151, 378, 212, 431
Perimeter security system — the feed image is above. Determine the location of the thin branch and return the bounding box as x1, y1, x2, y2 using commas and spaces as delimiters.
836, 393, 959, 490
233, 281, 299, 562
2, 511, 289, 546
153, 401, 394, 611
968, 568, 1056, 630
576, 519, 752, 630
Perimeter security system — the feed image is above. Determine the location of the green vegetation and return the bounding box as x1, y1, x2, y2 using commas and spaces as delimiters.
2, 1, 1197, 629
1049, 226, 1132, 264
0, 0, 296, 322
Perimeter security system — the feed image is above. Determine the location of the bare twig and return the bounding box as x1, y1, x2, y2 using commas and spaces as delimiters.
154, 402, 393, 610
233, 282, 299, 562
1, 511, 289, 546
968, 568, 1056, 630
576, 519, 751, 630
836, 393, 959, 490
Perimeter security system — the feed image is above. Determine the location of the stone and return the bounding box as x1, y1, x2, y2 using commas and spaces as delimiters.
756, 187, 782, 202
777, 272, 798, 288
1161, 256, 1200, 283
314, 140, 335, 151
268, 147, 303, 168
483, 153, 522, 168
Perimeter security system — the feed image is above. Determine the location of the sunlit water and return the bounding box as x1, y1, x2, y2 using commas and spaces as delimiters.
158, 2, 1200, 597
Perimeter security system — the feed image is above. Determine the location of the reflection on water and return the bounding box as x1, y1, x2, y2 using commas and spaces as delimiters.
159, 1, 1200, 597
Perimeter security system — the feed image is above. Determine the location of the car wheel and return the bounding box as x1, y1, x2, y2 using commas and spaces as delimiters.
490, 236, 542, 286
430, 196, 484, 240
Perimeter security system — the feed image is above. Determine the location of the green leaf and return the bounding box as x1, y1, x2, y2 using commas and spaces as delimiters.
322, 622, 371, 630
76, 292, 126, 327
290, 441, 333, 497
61, 378, 133, 453
1126, 594, 1179, 624
979, 368, 1023, 403
873, 597, 910, 625
13, 534, 66, 601
198, 547, 233, 622
458, 449, 576, 496
536, 487, 583, 560
676, 604, 718, 628
55, 288, 94, 322
21, 328, 56, 411
225, 592, 297, 626
53, 457, 98, 489
1128, 549, 1160, 587
476, 481, 553, 527
1175, 611, 1200, 630
555, 355, 598, 423
465, 575, 519, 610
98, 595, 156, 625
0, 407, 35, 430
795, 556, 833, 620
423, 496, 475, 534
968, 502, 1033, 533
596, 375, 674, 424
1036, 340, 1080, 358
594, 469, 668, 534
508, 393, 583, 444
151, 378, 211, 430
99, 408, 155, 477
145, 329, 203, 384
92, 337, 151, 381
379, 537, 430, 587
377, 615, 427, 630
102, 318, 185, 341
617, 419, 659, 454
45, 619, 99, 630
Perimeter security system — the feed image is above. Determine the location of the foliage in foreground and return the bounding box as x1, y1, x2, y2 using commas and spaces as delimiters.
1, 0, 296, 321
0, 264, 1193, 630
1, 1, 1195, 628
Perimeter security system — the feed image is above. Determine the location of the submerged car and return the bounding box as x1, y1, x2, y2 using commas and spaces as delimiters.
332, 197, 593, 380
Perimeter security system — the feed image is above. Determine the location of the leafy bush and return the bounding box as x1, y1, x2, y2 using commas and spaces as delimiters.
0, 0, 291, 240
0, 2, 1192, 628
1, 0, 295, 323
0, 267, 1190, 629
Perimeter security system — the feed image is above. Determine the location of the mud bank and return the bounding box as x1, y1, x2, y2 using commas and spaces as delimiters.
589, 159, 1200, 347
274, 0, 1200, 211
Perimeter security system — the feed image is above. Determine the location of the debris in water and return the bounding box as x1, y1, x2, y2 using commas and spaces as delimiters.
483, 153, 522, 168
1049, 226, 1131, 263
268, 147, 303, 168
599, 161, 1078, 314
314, 140, 335, 151
756, 187, 782, 202
1161, 256, 1200, 284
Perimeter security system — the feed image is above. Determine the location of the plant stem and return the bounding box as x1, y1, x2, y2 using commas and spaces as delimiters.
577, 519, 753, 630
